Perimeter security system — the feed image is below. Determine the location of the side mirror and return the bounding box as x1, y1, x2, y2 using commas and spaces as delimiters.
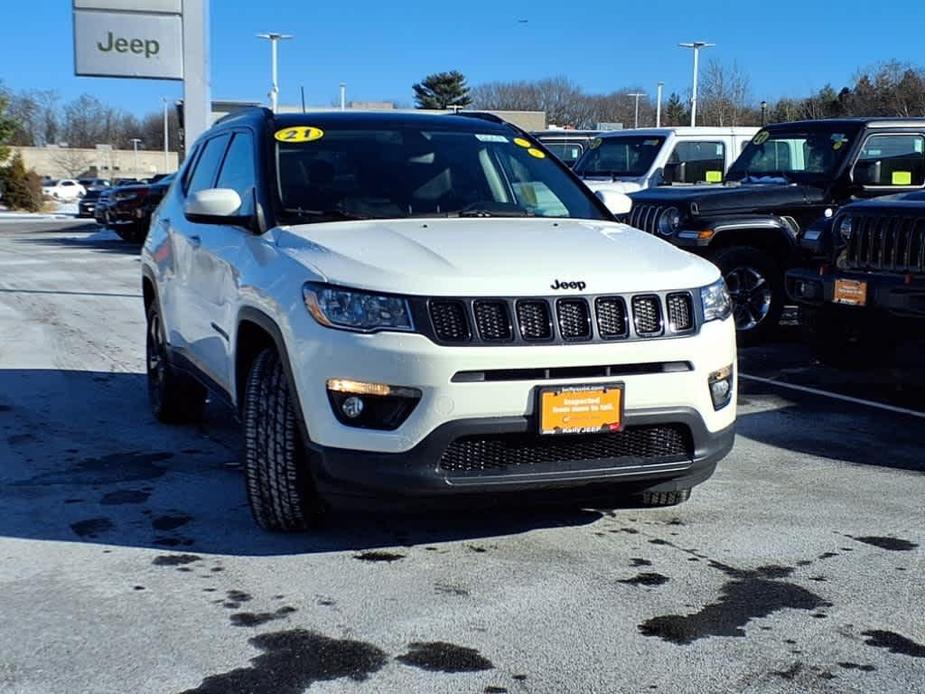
184, 188, 245, 225
596, 190, 632, 216
852, 160, 881, 187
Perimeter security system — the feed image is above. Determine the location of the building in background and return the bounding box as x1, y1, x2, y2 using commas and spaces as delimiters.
12, 145, 178, 180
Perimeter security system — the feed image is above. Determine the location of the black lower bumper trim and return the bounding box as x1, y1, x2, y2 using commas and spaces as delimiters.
308, 407, 735, 508
787, 268, 925, 317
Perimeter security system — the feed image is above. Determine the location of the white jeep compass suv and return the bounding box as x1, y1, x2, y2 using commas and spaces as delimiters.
141, 109, 736, 531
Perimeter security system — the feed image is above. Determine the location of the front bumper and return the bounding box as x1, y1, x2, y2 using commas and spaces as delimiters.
786, 267, 925, 318
311, 407, 735, 507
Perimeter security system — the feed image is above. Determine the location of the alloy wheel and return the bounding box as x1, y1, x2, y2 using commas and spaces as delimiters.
724, 265, 773, 332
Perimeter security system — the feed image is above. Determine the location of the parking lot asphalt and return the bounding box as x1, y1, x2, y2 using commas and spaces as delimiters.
0, 221, 923, 694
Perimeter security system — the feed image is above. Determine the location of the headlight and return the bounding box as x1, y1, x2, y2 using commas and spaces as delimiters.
837, 216, 853, 242
303, 284, 414, 333
700, 279, 732, 323
657, 207, 682, 236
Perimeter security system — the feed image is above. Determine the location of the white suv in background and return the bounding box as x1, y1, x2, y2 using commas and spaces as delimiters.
574, 127, 759, 195
141, 109, 737, 532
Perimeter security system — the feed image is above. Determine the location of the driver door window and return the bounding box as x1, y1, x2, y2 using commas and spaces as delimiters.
667, 141, 726, 183
854, 134, 925, 187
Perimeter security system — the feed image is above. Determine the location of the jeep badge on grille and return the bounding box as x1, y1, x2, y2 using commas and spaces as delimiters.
550, 280, 587, 291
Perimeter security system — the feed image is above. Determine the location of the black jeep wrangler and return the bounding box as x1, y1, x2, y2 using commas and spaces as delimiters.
626, 118, 925, 339
786, 192, 925, 366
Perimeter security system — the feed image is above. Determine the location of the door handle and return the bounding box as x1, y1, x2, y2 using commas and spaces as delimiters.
189, 234, 202, 249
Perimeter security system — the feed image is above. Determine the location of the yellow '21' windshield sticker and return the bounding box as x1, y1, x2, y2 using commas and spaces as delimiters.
274, 126, 324, 143
752, 131, 770, 145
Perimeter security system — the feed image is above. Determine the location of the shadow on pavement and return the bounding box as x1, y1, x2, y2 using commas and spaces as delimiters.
0, 368, 602, 558
736, 380, 925, 473
17, 225, 142, 255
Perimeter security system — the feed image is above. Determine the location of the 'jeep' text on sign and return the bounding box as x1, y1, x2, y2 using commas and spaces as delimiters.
74, 10, 183, 80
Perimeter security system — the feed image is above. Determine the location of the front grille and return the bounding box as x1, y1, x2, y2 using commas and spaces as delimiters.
556, 299, 591, 340
845, 214, 925, 273
516, 300, 553, 340
439, 424, 693, 473
474, 301, 512, 341
429, 301, 470, 342
595, 297, 628, 338
627, 204, 663, 234
666, 292, 694, 332
632, 295, 663, 335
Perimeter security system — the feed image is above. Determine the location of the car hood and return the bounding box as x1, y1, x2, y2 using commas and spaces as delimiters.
273, 217, 719, 296
630, 182, 825, 216
581, 178, 644, 195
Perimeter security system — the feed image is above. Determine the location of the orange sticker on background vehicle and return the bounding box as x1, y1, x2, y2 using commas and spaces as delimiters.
527, 148, 546, 159
513, 137, 532, 148
274, 126, 325, 143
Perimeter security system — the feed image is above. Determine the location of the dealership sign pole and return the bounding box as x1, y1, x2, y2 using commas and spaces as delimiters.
73, 0, 211, 147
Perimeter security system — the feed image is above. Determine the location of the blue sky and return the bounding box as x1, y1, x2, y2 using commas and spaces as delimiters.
4, 0, 925, 116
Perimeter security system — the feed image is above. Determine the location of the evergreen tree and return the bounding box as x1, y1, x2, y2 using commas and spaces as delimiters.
412, 71, 472, 109
663, 92, 689, 126
0, 153, 43, 212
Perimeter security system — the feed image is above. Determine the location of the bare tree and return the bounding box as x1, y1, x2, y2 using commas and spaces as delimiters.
49, 147, 93, 178
698, 60, 753, 126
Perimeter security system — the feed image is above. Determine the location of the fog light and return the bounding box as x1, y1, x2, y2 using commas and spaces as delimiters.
708, 365, 734, 410
326, 379, 422, 430
341, 396, 365, 419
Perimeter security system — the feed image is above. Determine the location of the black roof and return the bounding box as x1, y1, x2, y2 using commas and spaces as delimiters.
217, 107, 518, 133
766, 117, 925, 130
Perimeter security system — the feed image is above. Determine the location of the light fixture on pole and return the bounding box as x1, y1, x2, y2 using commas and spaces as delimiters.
761, 100, 768, 126
257, 32, 293, 113
679, 41, 715, 127
627, 92, 645, 129
162, 97, 169, 172
129, 138, 142, 173
656, 82, 664, 128
339, 82, 347, 111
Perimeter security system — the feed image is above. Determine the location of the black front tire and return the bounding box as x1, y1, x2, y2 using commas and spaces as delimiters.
146, 303, 207, 423
243, 348, 323, 532
712, 246, 784, 343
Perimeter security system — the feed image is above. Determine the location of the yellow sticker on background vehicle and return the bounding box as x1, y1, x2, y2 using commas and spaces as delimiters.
753, 131, 770, 145
513, 137, 532, 148
589, 137, 602, 149
274, 126, 325, 143
527, 148, 546, 159
833, 140, 844, 150
705, 170, 722, 183
892, 170, 912, 185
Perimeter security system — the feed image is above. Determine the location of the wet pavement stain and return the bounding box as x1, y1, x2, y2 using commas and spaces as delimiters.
230, 606, 297, 627
850, 536, 918, 552
179, 629, 387, 694
619, 572, 670, 587
151, 514, 192, 531
638, 563, 830, 645
354, 551, 405, 563
7, 433, 36, 445
14, 452, 173, 486
861, 630, 925, 658
70, 517, 114, 538
771, 662, 802, 680
435, 583, 469, 597
485, 687, 508, 693
226, 590, 252, 603
152, 553, 201, 566
396, 642, 494, 673
100, 490, 150, 505
630, 558, 653, 567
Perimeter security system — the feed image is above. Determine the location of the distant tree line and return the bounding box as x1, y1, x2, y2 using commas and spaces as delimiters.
465, 60, 925, 129
1, 86, 180, 152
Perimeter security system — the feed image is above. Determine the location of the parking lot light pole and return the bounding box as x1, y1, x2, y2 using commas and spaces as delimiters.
656, 82, 664, 127
340, 83, 347, 111
628, 92, 645, 129
129, 138, 142, 174
257, 32, 293, 113
679, 41, 715, 127
162, 98, 169, 172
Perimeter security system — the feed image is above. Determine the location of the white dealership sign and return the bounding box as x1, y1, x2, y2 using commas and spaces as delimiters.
75, 0, 182, 11
74, 10, 183, 79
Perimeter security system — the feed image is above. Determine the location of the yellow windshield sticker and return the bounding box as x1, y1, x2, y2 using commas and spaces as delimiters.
833, 140, 844, 150
892, 171, 912, 185
527, 148, 546, 159
705, 170, 723, 183
513, 137, 532, 148
753, 131, 770, 145
589, 137, 602, 149
274, 126, 325, 143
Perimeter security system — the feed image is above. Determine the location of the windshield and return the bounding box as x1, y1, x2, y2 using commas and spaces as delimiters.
727, 128, 859, 183
573, 136, 665, 178
275, 125, 607, 223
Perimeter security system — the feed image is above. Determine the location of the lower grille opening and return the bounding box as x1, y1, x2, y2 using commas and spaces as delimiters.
439, 424, 693, 473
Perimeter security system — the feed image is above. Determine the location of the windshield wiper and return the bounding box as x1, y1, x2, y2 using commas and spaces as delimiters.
284, 207, 371, 223
457, 202, 533, 218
